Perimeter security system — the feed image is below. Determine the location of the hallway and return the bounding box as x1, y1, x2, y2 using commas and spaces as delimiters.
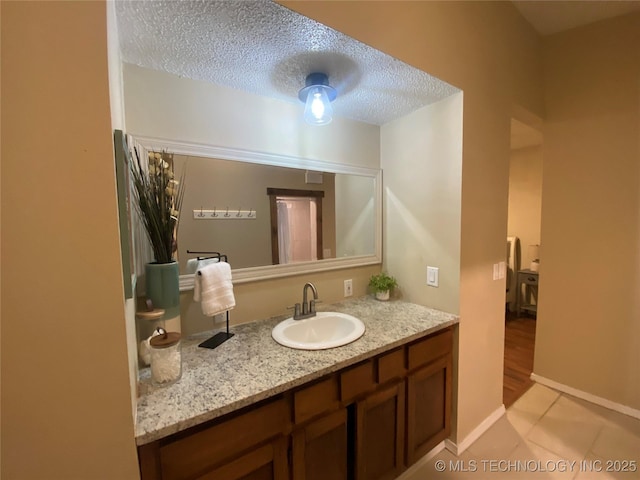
504, 316, 537, 407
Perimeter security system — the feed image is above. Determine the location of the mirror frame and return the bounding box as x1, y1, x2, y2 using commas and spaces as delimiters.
131, 135, 382, 289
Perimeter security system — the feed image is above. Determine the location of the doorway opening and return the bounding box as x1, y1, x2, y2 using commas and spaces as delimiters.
268, 188, 324, 265
503, 116, 543, 407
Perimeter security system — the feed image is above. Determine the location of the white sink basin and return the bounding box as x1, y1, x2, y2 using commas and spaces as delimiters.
272, 312, 365, 350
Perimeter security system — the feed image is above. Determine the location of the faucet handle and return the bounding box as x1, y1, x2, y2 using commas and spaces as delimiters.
287, 303, 301, 318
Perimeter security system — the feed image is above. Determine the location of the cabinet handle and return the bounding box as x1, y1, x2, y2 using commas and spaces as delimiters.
527, 276, 536, 282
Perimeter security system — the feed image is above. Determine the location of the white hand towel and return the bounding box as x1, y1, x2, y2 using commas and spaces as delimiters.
186, 258, 200, 274
187, 257, 220, 274
194, 262, 235, 317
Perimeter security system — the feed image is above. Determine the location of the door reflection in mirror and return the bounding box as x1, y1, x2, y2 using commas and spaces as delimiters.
273, 193, 322, 264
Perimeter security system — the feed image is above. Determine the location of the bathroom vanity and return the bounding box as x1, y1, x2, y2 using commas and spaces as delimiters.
136, 297, 458, 480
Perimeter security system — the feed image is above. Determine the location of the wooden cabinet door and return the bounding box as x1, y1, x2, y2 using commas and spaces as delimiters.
292, 408, 349, 480
406, 354, 452, 466
355, 382, 405, 480
196, 437, 289, 480
151, 398, 289, 480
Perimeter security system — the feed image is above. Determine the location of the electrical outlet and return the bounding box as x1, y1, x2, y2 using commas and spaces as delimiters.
427, 266, 439, 287
344, 279, 353, 297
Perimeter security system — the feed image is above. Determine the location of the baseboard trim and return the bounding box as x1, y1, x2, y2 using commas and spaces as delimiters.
444, 404, 506, 455
531, 373, 640, 420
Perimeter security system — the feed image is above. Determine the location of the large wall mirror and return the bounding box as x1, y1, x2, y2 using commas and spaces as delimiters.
133, 136, 382, 288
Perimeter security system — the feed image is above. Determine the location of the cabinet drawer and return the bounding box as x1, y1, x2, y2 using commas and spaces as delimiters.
294, 375, 340, 424
408, 328, 452, 371
340, 360, 375, 402
159, 398, 289, 480
377, 347, 406, 384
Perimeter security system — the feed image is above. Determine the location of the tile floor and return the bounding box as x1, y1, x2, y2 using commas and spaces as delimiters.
400, 383, 640, 479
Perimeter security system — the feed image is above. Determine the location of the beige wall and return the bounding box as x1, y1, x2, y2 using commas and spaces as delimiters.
282, 0, 544, 444
181, 265, 380, 335
1, 1, 139, 478
335, 174, 376, 258
123, 64, 380, 169
508, 145, 543, 268
381, 93, 463, 314
535, 13, 640, 410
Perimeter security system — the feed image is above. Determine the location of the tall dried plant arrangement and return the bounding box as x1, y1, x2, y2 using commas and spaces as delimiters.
131, 148, 186, 264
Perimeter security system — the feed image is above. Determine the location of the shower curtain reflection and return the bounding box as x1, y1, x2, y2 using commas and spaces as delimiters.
276, 197, 317, 264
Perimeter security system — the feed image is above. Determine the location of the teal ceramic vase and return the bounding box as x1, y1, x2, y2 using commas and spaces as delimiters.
145, 261, 181, 332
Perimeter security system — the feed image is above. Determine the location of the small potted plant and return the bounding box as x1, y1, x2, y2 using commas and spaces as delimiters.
368, 272, 398, 301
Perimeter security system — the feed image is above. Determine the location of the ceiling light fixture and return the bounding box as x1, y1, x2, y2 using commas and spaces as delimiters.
298, 72, 337, 126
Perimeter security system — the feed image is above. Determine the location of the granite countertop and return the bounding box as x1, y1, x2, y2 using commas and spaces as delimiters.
135, 296, 458, 445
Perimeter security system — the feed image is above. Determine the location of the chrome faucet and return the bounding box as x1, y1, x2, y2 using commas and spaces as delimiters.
289, 282, 320, 320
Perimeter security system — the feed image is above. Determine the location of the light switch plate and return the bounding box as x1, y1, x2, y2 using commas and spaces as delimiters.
493, 263, 499, 280
498, 261, 506, 279
427, 266, 439, 287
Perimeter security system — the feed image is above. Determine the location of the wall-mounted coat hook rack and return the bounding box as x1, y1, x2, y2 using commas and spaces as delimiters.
193, 208, 257, 220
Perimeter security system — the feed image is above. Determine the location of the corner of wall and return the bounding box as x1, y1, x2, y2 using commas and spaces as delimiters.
107, 0, 126, 131
380, 93, 463, 315
107, 0, 137, 419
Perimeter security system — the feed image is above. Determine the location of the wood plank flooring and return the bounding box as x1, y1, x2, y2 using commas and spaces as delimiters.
503, 315, 536, 408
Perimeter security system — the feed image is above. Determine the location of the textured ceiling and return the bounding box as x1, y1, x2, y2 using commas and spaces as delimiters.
115, 0, 459, 126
